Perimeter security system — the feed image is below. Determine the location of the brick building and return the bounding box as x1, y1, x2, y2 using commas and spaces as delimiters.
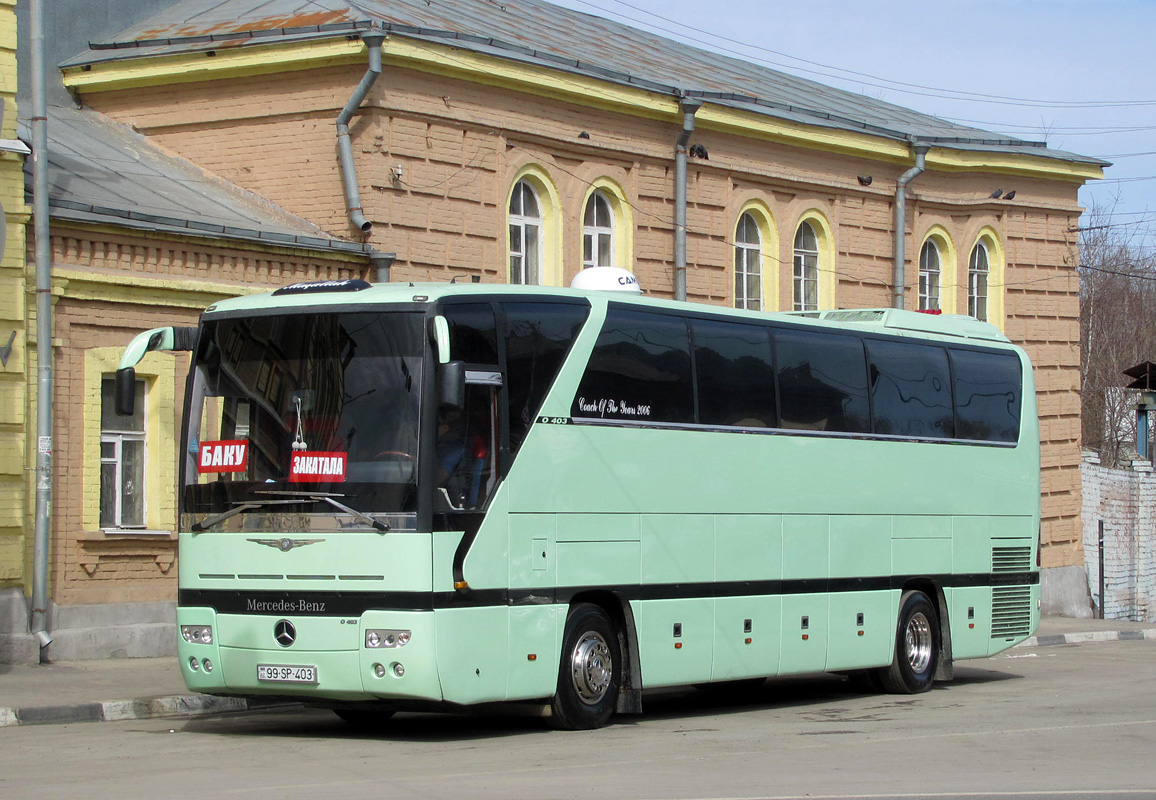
4, 0, 1103, 660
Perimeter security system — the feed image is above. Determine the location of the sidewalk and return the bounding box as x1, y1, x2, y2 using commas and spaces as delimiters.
2, 615, 1155, 728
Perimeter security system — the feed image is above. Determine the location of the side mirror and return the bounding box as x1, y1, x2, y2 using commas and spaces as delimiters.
115, 367, 137, 416
439, 360, 465, 411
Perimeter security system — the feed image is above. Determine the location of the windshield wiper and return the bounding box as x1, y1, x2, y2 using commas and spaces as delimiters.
190, 499, 303, 532
191, 492, 390, 533
254, 490, 390, 532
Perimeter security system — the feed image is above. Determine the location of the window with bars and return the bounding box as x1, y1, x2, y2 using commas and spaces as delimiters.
734, 212, 762, 311
100, 376, 146, 528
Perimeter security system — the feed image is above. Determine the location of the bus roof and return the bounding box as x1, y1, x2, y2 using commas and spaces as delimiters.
204, 279, 1011, 344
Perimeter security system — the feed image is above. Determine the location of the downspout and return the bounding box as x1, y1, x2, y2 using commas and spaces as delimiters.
336, 32, 385, 234
30, 0, 53, 650
892, 143, 929, 309
673, 96, 702, 302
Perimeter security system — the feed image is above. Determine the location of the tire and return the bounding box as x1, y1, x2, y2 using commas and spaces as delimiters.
333, 707, 396, 728
878, 590, 939, 694
550, 603, 621, 730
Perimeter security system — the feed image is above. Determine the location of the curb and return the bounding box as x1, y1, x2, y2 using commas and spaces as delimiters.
1017, 628, 1156, 648
0, 694, 294, 728
5, 630, 1155, 729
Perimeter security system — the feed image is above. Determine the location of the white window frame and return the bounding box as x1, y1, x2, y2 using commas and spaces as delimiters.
793, 222, 819, 311
734, 212, 762, 311
508, 179, 542, 285
969, 242, 990, 321
919, 240, 942, 311
100, 377, 147, 529
583, 191, 615, 269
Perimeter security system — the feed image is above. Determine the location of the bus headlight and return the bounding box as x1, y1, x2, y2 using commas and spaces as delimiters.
181, 625, 214, 645
365, 629, 411, 648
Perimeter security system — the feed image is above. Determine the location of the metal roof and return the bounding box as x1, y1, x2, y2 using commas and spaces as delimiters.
60, 0, 1106, 167
20, 104, 371, 256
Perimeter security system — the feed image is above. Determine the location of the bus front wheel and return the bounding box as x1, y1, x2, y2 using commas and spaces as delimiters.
878, 590, 939, 694
550, 603, 620, 730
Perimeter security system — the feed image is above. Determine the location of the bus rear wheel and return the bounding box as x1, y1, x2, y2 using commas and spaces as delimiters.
550, 603, 620, 730
878, 590, 939, 694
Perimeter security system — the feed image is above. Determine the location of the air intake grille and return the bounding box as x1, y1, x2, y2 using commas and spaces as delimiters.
991, 586, 1032, 639
992, 546, 1032, 573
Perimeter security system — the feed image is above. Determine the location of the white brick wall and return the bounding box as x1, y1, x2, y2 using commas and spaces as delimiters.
1081, 453, 1156, 621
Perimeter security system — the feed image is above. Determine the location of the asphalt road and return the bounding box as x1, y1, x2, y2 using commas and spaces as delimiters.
3, 638, 1155, 800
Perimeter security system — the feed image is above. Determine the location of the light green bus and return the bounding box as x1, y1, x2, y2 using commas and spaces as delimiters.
117, 275, 1040, 729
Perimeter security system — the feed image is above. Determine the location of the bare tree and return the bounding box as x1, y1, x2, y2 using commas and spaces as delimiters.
1080, 201, 1156, 466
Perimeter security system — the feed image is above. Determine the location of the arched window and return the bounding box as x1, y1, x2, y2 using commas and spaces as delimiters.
583, 191, 615, 269
734, 212, 762, 310
508, 179, 542, 285
969, 242, 990, 321
919, 240, 941, 311
793, 221, 819, 311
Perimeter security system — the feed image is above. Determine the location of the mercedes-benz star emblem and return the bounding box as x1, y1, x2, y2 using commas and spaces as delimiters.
274, 619, 296, 647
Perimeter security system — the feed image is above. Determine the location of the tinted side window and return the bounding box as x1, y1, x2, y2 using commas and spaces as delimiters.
692, 318, 776, 427
504, 302, 590, 451
775, 330, 870, 433
951, 349, 1022, 442
867, 340, 954, 438
573, 307, 693, 423
443, 303, 498, 365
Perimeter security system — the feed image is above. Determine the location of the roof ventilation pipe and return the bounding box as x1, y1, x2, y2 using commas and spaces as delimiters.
892, 143, 929, 309
337, 32, 385, 234
673, 96, 702, 302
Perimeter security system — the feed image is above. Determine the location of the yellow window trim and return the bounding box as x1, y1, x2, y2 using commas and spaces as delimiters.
582, 178, 633, 273
920, 226, 958, 314
506, 166, 564, 288
735, 200, 779, 312
62, 35, 1103, 184
83, 347, 178, 533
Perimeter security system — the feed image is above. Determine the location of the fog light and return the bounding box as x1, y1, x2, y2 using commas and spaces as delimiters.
181, 625, 213, 645
188, 656, 200, 671
203, 659, 214, 673
374, 663, 386, 678
392, 662, 405, 677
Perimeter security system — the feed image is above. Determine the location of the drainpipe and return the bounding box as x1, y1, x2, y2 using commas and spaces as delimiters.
30, 0, 53, 650
892, 143, 929, 310
673, 96, 702, 302
336, 32, 385, 234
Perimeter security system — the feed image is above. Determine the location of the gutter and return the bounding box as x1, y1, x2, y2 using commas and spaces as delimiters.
336, 32, 385, 234
673, 96, 702, 302
892, 143, 929, 310
30, 0, 53, 652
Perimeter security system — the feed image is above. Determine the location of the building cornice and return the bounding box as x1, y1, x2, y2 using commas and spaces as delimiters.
62, 34, 1104, 184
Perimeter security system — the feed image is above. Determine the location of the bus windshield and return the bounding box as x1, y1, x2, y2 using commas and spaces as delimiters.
183, 311, 423, 527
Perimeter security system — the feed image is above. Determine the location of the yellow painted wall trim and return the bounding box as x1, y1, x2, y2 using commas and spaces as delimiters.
62, 38, 364, 92
57, 221, 370, 265
927, 148, 1103, 182
382, 37, 678, 122
55, 268, 264, 308
64, 33, 1103, 184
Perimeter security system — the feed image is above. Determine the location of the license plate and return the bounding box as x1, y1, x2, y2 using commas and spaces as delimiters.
257, 664, 318, 683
